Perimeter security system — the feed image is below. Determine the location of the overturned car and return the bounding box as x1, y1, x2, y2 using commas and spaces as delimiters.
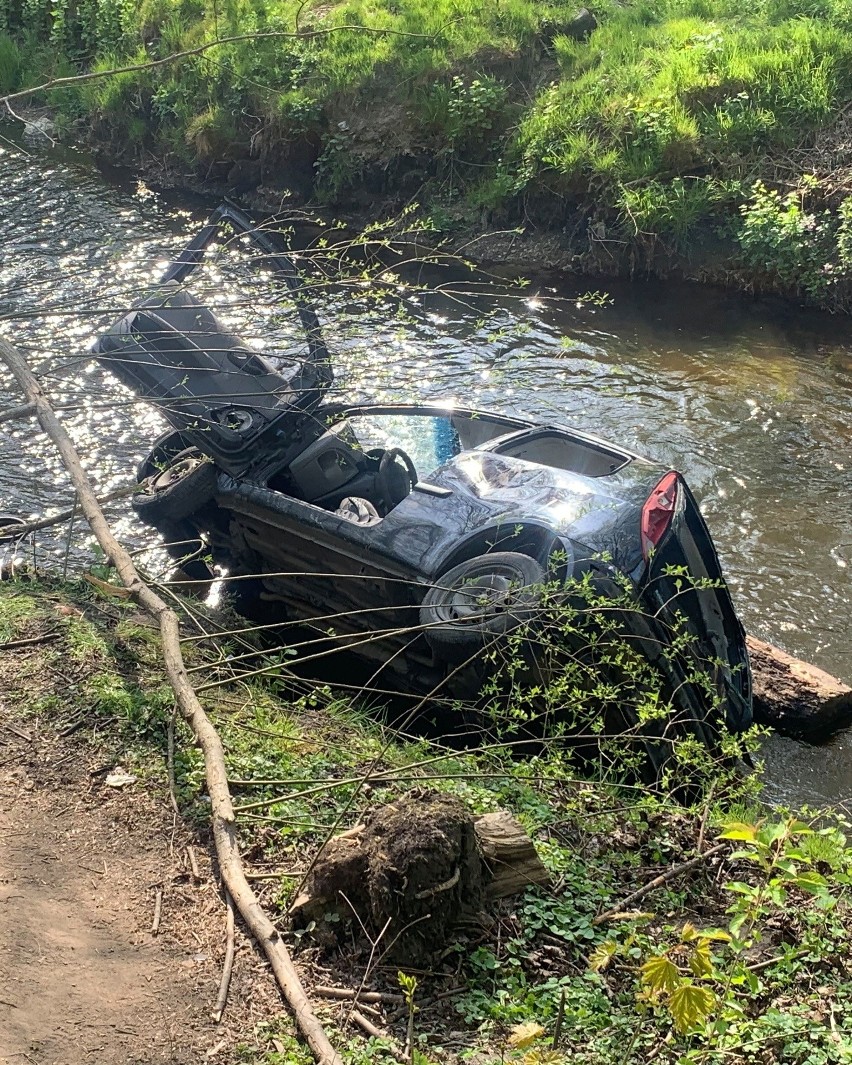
94, 206, 752, 757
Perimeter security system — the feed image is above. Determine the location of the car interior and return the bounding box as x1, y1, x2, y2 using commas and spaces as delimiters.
262, 410, 633, 526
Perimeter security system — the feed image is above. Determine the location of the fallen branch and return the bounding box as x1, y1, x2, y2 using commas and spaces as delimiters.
2, 484, 138, 539
151, 888, 163, 935
187, 845, 201, 882
747, 634, 852, 738
0, 401, 35, 423
314, 987, 405, 1005
213, 890, 236, 1023
0, 336, 342, 1065
593, 843, 726, 925
0, 630, 60, 650
350, 1009, 407, 1064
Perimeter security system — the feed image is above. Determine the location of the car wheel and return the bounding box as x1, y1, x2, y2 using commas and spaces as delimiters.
133, 447, 217, 524
136, 430, 196, 484
420, 552, 546, 656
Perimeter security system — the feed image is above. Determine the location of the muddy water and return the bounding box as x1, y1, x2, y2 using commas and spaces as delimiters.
1, 135, 850, 808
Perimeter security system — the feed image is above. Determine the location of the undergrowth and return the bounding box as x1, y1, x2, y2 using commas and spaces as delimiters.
1, 575, 850, 1064
5, 1, 852, 304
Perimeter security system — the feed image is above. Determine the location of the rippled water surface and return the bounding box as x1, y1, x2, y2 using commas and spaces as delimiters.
1, 136, 850, 807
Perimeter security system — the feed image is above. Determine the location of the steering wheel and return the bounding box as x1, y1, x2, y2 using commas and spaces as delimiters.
377, 447, 418, 512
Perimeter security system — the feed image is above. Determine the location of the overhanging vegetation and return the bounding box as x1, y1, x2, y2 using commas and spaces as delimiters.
4, 0, 852, 306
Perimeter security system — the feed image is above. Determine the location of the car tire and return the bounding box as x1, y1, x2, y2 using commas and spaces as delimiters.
421, 552, 546, 656
135, 430, 196, 484
133, 447, 217, 524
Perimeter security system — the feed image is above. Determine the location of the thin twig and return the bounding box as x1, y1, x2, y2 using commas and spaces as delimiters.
213, 890, 236, 1023
697, 780, 715, 855
593, 844, 726, 925
0, 720, 32, 742
151, 889, 163, 935
3, 484, 137, 539
552, 987, 566, 1048
314, 987, 405, 1005
0, 631, 60, 650
0, 24, 448, 108
187, 845, 201, 881
350, 1010, 407, 1064
166, 708, 179, 815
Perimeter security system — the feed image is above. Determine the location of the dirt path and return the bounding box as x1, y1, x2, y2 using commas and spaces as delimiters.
0, 729, 248, 1065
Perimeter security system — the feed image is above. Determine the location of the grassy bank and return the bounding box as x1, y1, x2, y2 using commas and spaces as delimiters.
2, 574, 851, 1063
4, 0, 852, 306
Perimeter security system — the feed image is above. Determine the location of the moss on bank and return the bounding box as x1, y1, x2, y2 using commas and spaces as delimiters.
2, 574, 852, 1062
5, 0, 852, 306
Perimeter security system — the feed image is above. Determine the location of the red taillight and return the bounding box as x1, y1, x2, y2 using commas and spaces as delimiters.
641, 471, 679, 560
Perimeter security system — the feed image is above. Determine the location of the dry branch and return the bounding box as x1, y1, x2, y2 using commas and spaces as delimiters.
314, 987, 405, 1005
593, 843, 726, 925
349, 1010, 407, 1064
213, 890, 236, 1023
0, 335, 342, 1065
151, 888, 163, 935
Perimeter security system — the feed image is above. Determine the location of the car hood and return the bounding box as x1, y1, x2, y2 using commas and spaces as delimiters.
92, 205, 333, 477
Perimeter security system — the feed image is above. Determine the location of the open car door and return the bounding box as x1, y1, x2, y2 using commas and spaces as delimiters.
92, 205, 333, 476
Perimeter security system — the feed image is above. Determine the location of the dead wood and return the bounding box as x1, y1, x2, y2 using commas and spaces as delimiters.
213, 890, 236, 1023
0, 336, 342, 1065
748, 635, 852, 739
350, 1009, 408, 1064
187, 845, 201, 881
314, 986, 405, 1005
1, 484, 138, 540
292, 796, 548, 965
151, 888, 163, 935
592, 843, 726, 925
476, 810, 550, 899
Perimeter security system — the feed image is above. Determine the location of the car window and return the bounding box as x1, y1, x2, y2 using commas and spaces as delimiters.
346, 414, 461, 477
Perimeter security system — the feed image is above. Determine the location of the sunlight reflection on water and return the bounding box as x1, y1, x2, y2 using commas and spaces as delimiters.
0, 136, 850, 807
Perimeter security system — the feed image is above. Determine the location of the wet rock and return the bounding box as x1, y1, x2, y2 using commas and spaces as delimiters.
22, 116, 56, 143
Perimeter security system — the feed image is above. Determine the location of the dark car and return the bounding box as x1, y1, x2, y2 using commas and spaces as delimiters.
93, 206, 752, 755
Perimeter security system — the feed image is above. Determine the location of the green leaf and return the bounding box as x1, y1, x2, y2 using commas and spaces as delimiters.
688, 941, 713, 978
794, 870, 829, 895
669, 983, 715, 1033
641, 954, 681, 994
698, 928, 732, 942
588, 940, 618, 972
719, 822, 758, 841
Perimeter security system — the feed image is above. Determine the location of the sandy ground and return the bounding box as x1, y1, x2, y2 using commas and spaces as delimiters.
0, 691, 280, 1065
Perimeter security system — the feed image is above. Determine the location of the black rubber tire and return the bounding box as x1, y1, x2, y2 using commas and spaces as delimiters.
421, 552, 546, 653
133, 447, 217, 524
136, 430, 196, 484
0, 516, 27, 543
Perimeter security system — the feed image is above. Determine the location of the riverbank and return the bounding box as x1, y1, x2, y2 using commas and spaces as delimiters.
4, 0, 852, 309
2, 575, 851, 1063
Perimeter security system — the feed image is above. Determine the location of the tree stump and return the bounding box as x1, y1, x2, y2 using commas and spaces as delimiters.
748, 635, 852, 740
291, 794, 548, 965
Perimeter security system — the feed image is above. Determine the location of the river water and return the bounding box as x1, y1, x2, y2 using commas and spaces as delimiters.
1, 135, 850, 809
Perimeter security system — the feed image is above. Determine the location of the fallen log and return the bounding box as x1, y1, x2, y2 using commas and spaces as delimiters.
747, 635, 852, 740
0, 336, 343, 1065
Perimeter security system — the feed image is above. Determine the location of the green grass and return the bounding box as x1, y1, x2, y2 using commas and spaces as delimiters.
5, 0, 852, 302
2, 576, 851, 1063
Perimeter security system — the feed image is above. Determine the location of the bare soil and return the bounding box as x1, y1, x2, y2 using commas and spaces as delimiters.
0, 634, 281, 1065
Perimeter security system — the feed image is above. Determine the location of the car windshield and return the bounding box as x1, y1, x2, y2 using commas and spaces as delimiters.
344, 410, 524, 478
